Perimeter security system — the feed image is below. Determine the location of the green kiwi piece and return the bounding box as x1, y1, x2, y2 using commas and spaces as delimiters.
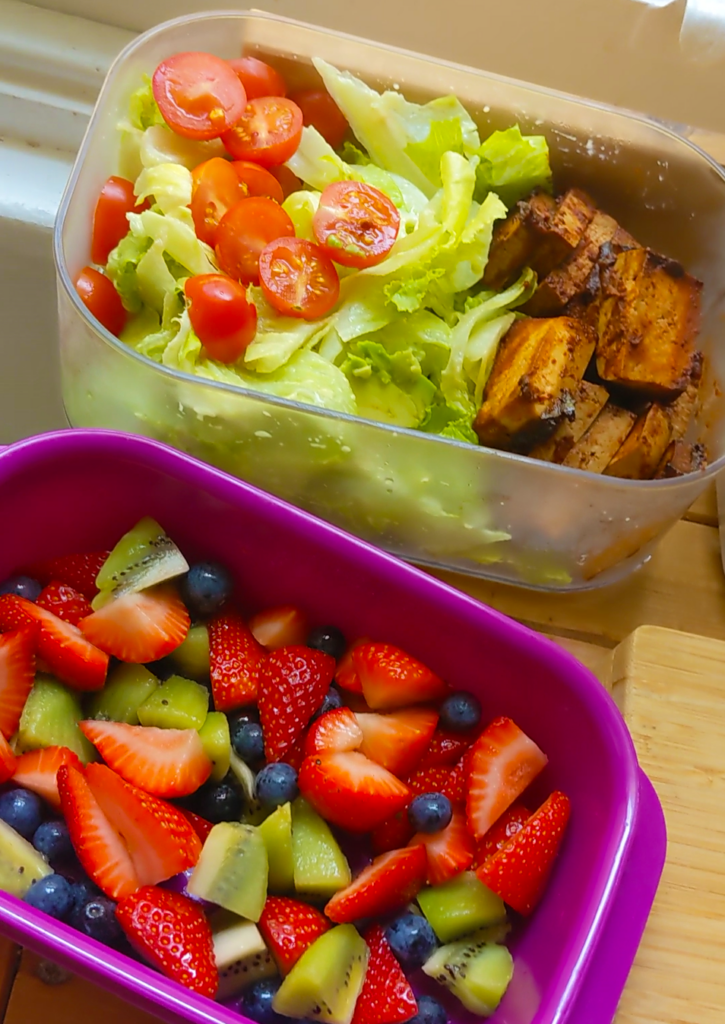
136, 674, 209, 730
272, 925, 368, 1024
187, 822, 268, 921
198, 711, 231, 783
417, 871, 507, 942
0, 819, 53, 897
211, 912, 277, 999
92, 516, 189, 610
422, 930, 514, 1016
258, 802, 294, 893
171, 624, 210, 681
86, 663, 159, 725
291, 797, 351, 898
18, 675, 95, 763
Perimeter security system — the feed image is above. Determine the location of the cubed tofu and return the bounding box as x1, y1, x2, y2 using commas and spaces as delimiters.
482, 188, 596, 291
523, 211, 638, 316
603, 403, 672, 479
474, 317, 597, 452
529, 380, 609, 463
562, 404, 637, 473
596, 248, 702, 399
654, 439, 708, 478
667, 353, 703, 439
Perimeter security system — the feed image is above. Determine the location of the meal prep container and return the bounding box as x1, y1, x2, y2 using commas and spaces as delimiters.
54, 15, 725, 594
0, 428, 665, 1024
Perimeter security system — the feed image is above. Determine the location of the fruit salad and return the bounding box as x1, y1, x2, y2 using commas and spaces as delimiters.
0, 518, 570, 1023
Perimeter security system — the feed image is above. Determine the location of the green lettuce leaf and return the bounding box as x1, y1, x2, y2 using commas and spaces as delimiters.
475, 125, 552, 207
341, 340, 436, 429
134, 162, 193, 216
106, 233, 152, 313
282, 190, 320, 242
128, 77, 165, 131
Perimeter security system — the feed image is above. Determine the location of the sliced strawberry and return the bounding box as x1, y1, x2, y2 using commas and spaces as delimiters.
334, 638, 370, 694
476, 791, 571, 916
352, 924, 417, 1024
79, 584, 189, 664
116, 885, 218, 997
57, 763, 139, 899
352, 643, 448, 710
79, 720, 212, 798
370, 810, 414, 856
408, 809, 475, 885
299, 751, 410, 833
85, 763, 201, 885
258, 646, 335, 761
181, 809, 214, 844
36, 581, 92, 627
0, 594, 107, 691
405, 765, 455, 799
0, 732, 16, 785
24, 550, 110, 600
209, 609, 266, 711
472, 803, 531, 869
304, 707, 363, 756
325, 845, 427, 924
12, 746, 82, 809
258, 896, 330, 974
417, 726, 478, 769
356, 708, 438, 778
445, 751, 471, 805
466, 717, 548, 840
283, 736, 307, 773
249, 605, 308, 651
0, 627, 36, 737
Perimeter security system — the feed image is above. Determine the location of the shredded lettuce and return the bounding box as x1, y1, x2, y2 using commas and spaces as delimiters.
128, 77, 165, 131
134, 163, 193, 216
475, 125, 552, 207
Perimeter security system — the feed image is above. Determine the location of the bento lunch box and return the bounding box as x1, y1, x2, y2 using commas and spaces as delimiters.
0, 428, 664, 1024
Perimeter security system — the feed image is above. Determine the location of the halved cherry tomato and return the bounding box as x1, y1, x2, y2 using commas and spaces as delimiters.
290, 89, 349, 150
190, 158, 244, 246
259, 237, 340, 320
231, 161, 285, 204
91, 176, 147, 266
313, 180, 400, 269
153, 52, 247, 141
185, 274, 257, 363
75, 267, 126, 337
270, 164, 303, 200
227, 56, 287, 100
221, 97, 303, 168
215, 197, 295, 285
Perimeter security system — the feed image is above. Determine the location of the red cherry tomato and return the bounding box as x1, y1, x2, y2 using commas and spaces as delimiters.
313, 180, 400, 269
290, 89, 349, 150
259, 237, 340, 320
270, 164, 303, 200
221, 97, 303, 168
190, 158, 245, 246
91, 176, 146, 266
215, 197, 295, 286
185, 274, 257, 363
231, 161, 285, 204
227, 56, 287, 100
75, 267, 126, 337
153, 52, 247, 141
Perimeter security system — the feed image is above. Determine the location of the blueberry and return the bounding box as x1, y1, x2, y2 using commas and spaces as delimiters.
70, 896, 122, 946
311, 686, 343, 722
306, 625, 346, 661
192, 779, 244, 823
385, 912, 438, 970
438, 691, 481, 732
230, 719, 265, 766
408, 793, 452, 834
240, 977, 287, 1024
24, 875, 74, 920
255, 763, 298, 809
180, 562, 233, 618
69, 878, 103, 913
407, 995, 447, 1024
0, 575, 42, 601
0, 788, 44, 839
32, 820, 74, 865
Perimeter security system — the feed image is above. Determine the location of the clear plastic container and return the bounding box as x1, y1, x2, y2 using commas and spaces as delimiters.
53, 10, 725, 591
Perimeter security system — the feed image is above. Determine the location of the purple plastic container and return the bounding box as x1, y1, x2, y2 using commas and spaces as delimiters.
0, 429, 665, 1024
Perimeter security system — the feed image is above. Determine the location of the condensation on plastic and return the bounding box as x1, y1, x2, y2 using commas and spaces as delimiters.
54, 11, 725, 592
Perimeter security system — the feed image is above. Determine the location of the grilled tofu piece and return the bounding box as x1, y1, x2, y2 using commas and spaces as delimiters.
603, 403, 672, 479
523, 211, 638, 316
474, 317, 597, 452
529, 380, 609, 463
595, 248, 702, 399
562, 404, 637, 473
667, 354, 703, 439
483, 188, 596, 291
654, 439, 708, 478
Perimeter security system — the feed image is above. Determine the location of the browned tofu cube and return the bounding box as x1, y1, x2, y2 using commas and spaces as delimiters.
561, 404, 637, 473
474, 317, 597, 452
523, 212, 638, 316
603, 403, 672, 479
483, 188, 596, 291
654, 439, 708, 478
667, 353, 703, 440
529, 380, 609, 463
595, 248, 702, 399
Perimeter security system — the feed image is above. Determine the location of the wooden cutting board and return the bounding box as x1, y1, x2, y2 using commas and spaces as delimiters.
1, 624, 723, 1024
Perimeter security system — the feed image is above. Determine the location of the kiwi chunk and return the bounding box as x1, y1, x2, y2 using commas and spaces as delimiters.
198, 711, 231, 783
272, 924, 368, 1024
0, 819, 53, 897
86, 663, 159, 724
417, 871, 507, 943
19, 675, 95, 763
93, 516, 189, 610
211, 912, 277, 999
136, 674, 209, 730
258, 802, 294, 893
291, 797, 351, 898
171, 624, 210, 681
422, 930, 514, 1016
187, 822, 268, 921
